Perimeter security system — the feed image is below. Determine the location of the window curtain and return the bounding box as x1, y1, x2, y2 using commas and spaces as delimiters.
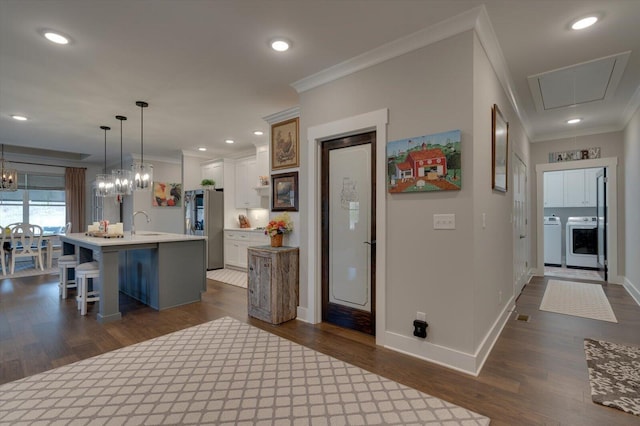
65, 167, 86, 233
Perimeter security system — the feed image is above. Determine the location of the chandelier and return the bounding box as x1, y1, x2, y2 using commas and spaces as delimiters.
0, 144, 18, 192
132, 100, 153, 190
95, 125, 114, 197
112, 115, 133, 197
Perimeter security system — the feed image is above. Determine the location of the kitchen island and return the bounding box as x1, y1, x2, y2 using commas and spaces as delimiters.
60, 232, 207, 323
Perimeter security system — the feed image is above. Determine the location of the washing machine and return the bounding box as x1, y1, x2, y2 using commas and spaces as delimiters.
543, 216, 562, 266
566, 216, 598, 268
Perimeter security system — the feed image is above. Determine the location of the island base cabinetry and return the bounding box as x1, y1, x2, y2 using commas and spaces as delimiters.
248, 246, 299, 324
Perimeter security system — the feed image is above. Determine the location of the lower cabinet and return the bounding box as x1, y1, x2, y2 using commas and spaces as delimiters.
247, 246, 299, 324
224, 230, 268, 269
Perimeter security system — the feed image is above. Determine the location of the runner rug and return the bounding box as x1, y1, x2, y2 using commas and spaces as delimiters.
0, 317, 490, 425
584, 338, 640, 416
206, 268, 247, 288
539, 279, 617, 323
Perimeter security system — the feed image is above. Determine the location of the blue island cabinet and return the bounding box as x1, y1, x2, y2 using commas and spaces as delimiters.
61, 232, 207, 323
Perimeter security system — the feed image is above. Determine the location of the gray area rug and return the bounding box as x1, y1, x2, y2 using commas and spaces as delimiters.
0, 261, 58, 279
584, 338, 640, 416
0, 317, 490, 425
206, 268, 247, 288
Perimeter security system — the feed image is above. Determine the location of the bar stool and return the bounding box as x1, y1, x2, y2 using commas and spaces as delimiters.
58, 254, 78, 299
75, 261, 100, 316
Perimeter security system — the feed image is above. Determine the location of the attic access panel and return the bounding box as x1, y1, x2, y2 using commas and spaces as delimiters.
528, 52, 630, 111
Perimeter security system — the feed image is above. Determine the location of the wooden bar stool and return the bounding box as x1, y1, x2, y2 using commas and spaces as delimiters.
58, 254, 78, 299
75, 261, 100, 316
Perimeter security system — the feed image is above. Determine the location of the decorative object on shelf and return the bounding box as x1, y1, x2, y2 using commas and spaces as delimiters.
0, 144, 18, 192
271, 117, 299, 170
265, 212, 293, 247
549, 147, 601, 163
386, 130, 461, 193
259, 175, 269, 186
132, 100, 153, 190
152, 182, 182, 207
492, 103, 509, 192
200, 178, 215, 188
112, 115, 133, 198
238, 214, 251, 228
271, 172, 298, 211
95, 126, 114, 197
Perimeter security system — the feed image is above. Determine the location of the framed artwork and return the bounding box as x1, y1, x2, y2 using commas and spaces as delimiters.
386, 130, 461, 193
271, 172, 298, 211
492, 104, 509, 192
271, 117, 299, 170
152, 182, 182, 207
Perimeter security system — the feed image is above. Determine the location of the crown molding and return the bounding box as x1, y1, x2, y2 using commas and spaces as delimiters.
262, 106, 300, 125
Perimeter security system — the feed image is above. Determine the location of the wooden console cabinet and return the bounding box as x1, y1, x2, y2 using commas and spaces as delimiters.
247, 246, 299, 324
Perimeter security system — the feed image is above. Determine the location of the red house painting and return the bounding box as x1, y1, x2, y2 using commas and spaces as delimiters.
387, 129, 461, 193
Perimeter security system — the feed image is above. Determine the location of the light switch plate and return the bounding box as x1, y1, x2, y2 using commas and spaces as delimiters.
433, 213, 455, 229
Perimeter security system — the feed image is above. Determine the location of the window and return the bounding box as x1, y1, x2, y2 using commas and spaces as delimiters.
0, 173, 66, 232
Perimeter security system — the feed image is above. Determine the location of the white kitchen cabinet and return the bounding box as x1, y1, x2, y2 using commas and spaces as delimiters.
544, 171, 564, 207
563, 168, 600, 207
201, 160, 224, 189
224, 230, 269, 269
235, 157, 262, 208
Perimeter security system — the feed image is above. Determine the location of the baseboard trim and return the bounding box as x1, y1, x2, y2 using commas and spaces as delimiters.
296, 306, 311, 323
623, 277, 640, 307
383, 298, 515, 376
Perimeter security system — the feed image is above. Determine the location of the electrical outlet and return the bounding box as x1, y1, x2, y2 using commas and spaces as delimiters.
416, 311, 426, 322
433, 214, 455, 229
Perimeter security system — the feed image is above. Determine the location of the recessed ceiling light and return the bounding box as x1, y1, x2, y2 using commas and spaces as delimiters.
225, 139, 235, 144
270, 38, 290, 52
567, 118, 582, 124
253, 130, 264, 136
43, 31, 69, 44
198, 147, 207, 151
11, 115, 28, 121
571, 16, 598, 30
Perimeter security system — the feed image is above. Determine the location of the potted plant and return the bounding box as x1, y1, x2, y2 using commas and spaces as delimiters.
264, 212, 293, 247
200, 178, 215, 189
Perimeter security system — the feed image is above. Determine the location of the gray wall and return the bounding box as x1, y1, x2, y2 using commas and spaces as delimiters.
299, 30, 528, 362
624, 107, 640, 297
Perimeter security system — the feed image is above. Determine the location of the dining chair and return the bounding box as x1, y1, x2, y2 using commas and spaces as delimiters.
43, 222, 72, 267
0, 226, 8, 276
9, 223, 44, 274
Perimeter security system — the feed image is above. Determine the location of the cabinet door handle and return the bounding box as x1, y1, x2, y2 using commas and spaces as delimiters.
249, 267, 253, 271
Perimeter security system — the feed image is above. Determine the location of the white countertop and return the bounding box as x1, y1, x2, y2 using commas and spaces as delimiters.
61, 231, 206, 247
224, 228, 266, 233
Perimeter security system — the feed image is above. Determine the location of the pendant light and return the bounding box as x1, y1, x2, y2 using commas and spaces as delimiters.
112, 115, 133, 197
132, 100, 153, 190
0, 144, 18, 192
95, 125, 114, 197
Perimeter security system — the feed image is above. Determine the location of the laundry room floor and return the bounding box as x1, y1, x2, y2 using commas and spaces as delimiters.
544, 265, 602, 281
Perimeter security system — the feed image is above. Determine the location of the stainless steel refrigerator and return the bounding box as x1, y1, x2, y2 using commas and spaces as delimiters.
185, 188, 224, 270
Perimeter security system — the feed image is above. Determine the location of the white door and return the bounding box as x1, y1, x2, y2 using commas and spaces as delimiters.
321, 132, 376, 335
513, 154, 528, 297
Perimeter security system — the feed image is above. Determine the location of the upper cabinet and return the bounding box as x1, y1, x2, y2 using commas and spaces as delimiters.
563, 168, 600, 207
543, 171, 564, 208
202, 160, 224, 189
235, 156, 262, 209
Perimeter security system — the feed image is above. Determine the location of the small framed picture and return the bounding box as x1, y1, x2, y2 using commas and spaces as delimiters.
491, 104, 509, 192
271, 117, 299, 170
271, 172, 298, 212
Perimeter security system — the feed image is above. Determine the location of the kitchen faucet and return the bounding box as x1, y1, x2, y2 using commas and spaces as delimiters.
131, 210, 151, 235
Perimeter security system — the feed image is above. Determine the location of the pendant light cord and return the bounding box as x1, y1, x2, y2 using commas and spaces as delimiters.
99, 126, 110, 174
140, 103, 144, 164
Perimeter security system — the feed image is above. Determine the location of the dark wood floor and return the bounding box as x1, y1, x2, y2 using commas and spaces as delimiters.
1, 272, 639, 425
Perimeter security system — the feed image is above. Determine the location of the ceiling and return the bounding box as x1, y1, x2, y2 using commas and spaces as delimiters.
1, 0, 639, 166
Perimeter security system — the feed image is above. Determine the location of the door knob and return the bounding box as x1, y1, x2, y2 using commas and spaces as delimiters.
519, 234, 526, 239
363, 240, 376, 245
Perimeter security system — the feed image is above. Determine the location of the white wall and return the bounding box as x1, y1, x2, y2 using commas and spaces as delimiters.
182, 154, 203, 191
623, 107, 640, 301
529, 131, 625, 274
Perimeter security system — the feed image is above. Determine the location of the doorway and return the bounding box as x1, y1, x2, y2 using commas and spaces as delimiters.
321, 132, 376, 335
536, 157, 619, 283
513, 154, 527, 297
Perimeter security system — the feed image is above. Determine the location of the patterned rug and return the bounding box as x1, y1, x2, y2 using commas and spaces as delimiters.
0, 261, 58, 279
584, 338, 640, 416
0, 317, 490, 425
539, 280, 617, 322
206, 268, 247, 288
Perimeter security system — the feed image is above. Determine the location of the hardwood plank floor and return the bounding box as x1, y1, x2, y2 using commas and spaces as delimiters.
1, 273, 639, 425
